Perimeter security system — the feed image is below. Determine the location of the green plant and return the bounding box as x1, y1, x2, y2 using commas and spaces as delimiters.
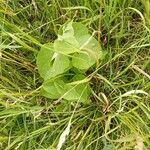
37, 21, 105, 103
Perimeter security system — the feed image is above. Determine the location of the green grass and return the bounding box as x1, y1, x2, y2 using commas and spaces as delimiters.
0, 0, 150, 149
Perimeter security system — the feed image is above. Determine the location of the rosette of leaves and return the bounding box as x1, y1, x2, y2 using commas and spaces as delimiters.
36, 21, 105, 103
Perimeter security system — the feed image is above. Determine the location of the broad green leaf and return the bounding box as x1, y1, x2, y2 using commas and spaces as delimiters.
72, 22, 89, 41
58, 21, 79, 47
36, 43, 54, 79
63, 84, 82, 100
42, 79, 66, 99
76, 34, 92, 47
63, 75, 91, 103
72, 23, 98, 50
81, 34, 100, 50
54, 39, 80, 54
45, 54, 71, 80
53, 54, 70, 74
72, 22, 90, 47
72, 51, 96, 70
71, 22, 104, 70
74, 32, 101, 53
72, 49, 105, 70
72, 22, 104, 59
72, 32, 104, 70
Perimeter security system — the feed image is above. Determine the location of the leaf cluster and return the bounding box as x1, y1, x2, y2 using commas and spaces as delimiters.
37, 21, 105, 103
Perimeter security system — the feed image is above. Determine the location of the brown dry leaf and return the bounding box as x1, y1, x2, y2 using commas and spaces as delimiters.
134, 136, 144, 150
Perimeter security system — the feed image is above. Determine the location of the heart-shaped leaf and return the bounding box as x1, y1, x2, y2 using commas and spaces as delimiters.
72, 22, 89, 37
54, 21, 80, 54
58, 21, 79, 47
70, 23, 103, 70
45, 54, 71, 80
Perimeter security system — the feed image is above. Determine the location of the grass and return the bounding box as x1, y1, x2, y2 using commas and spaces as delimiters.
0, 0, 150, 149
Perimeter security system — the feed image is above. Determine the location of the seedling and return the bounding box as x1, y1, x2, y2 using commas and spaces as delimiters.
36, 21, 105, 103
